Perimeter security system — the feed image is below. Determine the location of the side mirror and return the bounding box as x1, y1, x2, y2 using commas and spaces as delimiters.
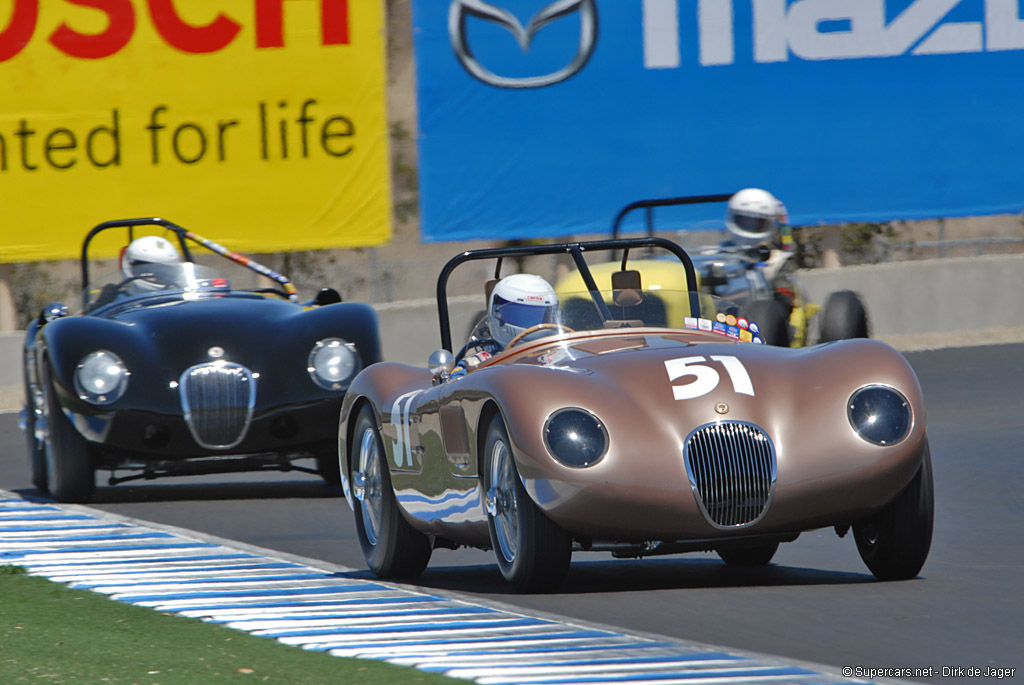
611, 269, 642, 307
39, 302, 69, 325
428, 349, 455, 381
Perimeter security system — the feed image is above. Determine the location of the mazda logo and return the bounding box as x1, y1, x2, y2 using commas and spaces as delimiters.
449, 0, 598, 89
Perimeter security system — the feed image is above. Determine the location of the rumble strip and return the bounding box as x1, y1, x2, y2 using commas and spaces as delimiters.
1, 492, 870, 685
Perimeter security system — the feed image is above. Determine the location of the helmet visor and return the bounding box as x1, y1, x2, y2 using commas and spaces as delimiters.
492, 296, 554, 329
732, 214, 774, 238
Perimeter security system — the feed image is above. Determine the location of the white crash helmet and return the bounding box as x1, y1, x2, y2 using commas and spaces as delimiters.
725, 188, 780, 246
121, 236, 182, 284
488, 273, 558, 348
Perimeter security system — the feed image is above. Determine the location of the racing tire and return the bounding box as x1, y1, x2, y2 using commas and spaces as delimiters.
315, 449, 342, 486
853, 443, 934, 581
746, 299, 792, 347
350, 406, 432, 579
717, 542, 779, 566
41, 362, 96, 503
818, 290, 870, 342
23, 366, 47, 492
483, 414, 571, 593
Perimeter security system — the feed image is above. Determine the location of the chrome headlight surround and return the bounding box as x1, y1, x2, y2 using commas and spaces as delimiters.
307, 338, 361, 390
74, 350, 129, 404
543, 408, 608, 468
847, 384, 912, 446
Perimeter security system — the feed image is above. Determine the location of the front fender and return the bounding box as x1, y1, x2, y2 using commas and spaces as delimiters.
38, 316, 150, 416
302, 302, 382, 368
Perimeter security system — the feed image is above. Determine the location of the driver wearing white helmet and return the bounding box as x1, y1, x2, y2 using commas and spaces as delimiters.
724, 187, 782, 247
121, 235, 182, 287
725, 188, 803, 322
451, 273, 560, 378
88, 235, 184, 309
487, 273, 559, 348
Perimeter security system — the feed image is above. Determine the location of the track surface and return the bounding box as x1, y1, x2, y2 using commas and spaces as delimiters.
2, 343, 1022, 682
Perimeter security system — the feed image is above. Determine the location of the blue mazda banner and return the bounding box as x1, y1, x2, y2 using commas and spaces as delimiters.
412, 1, 1024, 242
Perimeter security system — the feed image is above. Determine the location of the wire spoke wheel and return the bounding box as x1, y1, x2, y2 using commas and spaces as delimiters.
483, 414, 571, 592
357, 425, 384, 546
349, 406, 431, 579
488, 438, 519, 563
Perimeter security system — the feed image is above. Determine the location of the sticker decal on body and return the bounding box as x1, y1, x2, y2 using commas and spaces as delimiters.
391, 390, 426, 467
664, 355, 755, 401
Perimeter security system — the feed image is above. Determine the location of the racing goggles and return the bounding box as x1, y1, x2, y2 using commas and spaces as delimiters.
492, 296, 556, 329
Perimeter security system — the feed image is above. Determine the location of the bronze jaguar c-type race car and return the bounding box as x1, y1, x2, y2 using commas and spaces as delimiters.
337, 237, 932, 592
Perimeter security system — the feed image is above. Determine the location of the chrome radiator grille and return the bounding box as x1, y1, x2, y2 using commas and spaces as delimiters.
179, 362, 256, 450
684, 422, 776, 528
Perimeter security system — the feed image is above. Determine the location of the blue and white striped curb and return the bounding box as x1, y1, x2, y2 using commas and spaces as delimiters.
0, 493, 872, 684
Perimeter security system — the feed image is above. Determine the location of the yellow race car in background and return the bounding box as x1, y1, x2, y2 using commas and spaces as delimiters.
555, 195, 869, 347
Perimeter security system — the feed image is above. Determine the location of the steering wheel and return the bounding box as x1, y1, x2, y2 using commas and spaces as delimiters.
115, 275, 171, 294
454, 338, 501, 365
506, 323, 575, 348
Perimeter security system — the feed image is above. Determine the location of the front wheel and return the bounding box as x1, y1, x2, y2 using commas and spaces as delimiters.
484, 415, 571, 593
315, 448, 341, 486
350, 406, 431, 579
23, 365, 47, 492
746, 299, 792, 347
717, 542, 779, 566
41, 363, 95, 503
818, 290, 870, 342
853, 443, 934, 580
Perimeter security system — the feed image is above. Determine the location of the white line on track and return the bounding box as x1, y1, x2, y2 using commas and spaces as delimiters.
1, 491, 896, 684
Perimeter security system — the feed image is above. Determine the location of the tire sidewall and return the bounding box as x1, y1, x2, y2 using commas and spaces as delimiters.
819, 290, 869, 342
23, 366, 47, 492
483, 417, 522, 580
854, 445, 934, 580
746, 299, 792, 347
315, 445, 342, 485
41, 362, 95, 503
350, 405, 431, 578
351, 407, 389, 568
483, 414, 572, 591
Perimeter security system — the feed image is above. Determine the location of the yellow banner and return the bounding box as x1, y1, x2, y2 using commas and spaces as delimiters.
0, 0, 391, 262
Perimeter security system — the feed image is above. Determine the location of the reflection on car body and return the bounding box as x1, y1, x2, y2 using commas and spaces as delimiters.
336, 237, 932, 592
21, 218, 381, 503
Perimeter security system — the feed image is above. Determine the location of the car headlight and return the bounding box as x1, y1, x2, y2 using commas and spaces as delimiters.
308, 338, 360, 390
847, 385, 912, 446
543, 408, 608, 468
74, 350, 129, 404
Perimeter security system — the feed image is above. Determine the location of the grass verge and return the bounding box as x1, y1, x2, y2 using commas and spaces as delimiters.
0, 565, 460, 684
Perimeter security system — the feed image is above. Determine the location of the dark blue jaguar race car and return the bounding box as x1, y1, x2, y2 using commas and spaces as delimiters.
21, 218, 380, 503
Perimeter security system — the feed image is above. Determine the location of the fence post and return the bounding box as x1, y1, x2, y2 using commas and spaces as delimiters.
821, 224, 842, 269
0, 264, 16, 333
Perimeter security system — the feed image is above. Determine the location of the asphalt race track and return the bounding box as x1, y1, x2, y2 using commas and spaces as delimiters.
1, 342, 1022, 682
